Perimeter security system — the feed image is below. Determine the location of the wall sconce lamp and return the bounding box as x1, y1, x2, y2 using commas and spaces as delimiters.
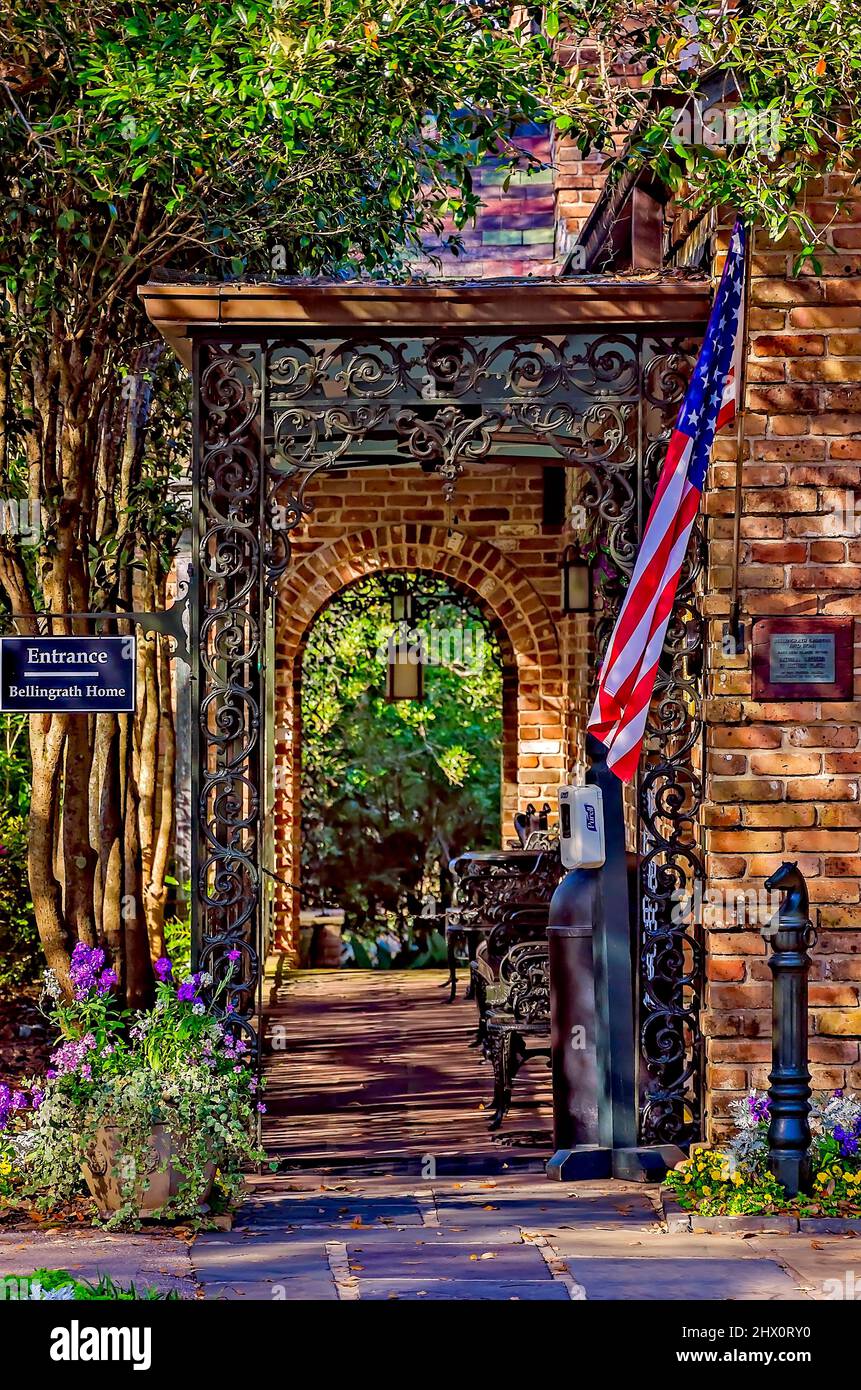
559, 545, 592, 615
390, 575, 416, 625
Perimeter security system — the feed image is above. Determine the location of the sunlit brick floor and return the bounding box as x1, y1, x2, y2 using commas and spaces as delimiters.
260, 968, 553, 1171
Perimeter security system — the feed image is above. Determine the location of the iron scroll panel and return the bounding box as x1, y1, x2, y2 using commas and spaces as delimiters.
191, 327, 704, 1143
193, 340, 265, 1040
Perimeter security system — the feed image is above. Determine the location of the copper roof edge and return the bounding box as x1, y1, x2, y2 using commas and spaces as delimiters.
139, 274, 711, 368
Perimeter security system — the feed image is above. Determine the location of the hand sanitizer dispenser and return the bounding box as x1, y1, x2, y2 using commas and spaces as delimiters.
558, 784, 605, 870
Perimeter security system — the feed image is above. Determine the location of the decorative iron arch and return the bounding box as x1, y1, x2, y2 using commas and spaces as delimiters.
192, 317, 707, 1145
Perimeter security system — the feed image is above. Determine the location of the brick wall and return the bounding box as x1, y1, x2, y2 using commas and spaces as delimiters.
415, 122, 609, 276
551, 134, 608, 260
416, 123, 558, 277
704, 176, 861, 1135
272, 464, 579, 954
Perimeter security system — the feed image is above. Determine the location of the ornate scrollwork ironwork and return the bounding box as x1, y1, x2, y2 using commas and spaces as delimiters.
451, 850, 562, 925
194, 340, 264, 1039
636, 340, 704, 1147
501, 942, 552, 1026
192, 325, 705, 1131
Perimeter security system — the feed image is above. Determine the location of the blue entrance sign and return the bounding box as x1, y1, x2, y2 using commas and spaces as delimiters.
0, 636, 136, 713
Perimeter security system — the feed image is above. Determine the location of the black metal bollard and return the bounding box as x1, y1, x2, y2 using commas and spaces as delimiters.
547, 868, 601, 1152
762, 861, 813, 1198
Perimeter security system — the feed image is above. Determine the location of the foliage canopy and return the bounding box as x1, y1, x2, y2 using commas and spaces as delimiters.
300, 574, 502, 962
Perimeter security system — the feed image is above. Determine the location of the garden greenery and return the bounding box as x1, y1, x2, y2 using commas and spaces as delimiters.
0, 1268, 180, 1300
300, 577, 502, 959
0, 945, 264, 1227
666, 1088, 861, 1217
558, 0, 861, 261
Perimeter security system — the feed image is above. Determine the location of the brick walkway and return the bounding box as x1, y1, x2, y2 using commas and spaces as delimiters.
260, 968, 553, 1170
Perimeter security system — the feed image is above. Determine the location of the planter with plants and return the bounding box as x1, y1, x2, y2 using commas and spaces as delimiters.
664, 1089, 861, 1228
0, 945, 265, 1228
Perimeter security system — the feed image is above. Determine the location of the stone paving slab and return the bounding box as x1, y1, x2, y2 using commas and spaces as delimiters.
559, 1255, 805, 1301
345, 1239, 553, 1280
234, 1196, 424, 1227
747, 1236, 861, 1300
433, 1194, 658, 1232
192, 1233, 333, 1283
551, 1229, 788, 1261
0, 1231, 197, 1297
357, 1278, 572, 1300
200, 1277, 338, 1300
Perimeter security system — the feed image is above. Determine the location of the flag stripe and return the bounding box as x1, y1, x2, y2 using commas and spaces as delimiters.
586, 220, 748, 782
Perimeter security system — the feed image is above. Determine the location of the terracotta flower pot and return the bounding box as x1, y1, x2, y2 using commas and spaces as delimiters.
82, 1124, 214, 1219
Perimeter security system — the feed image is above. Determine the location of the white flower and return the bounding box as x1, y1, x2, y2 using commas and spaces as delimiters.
30, 1283, 76, 1300
42, 969, 61, 1002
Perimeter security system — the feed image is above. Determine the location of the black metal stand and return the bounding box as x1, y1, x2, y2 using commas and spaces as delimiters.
547, 735, 686, 1183
763, 862, 813, 1198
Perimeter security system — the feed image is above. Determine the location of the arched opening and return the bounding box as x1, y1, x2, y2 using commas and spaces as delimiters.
265, 529, 563, 1164
296, 569, 506, 969
272, 524, 566, 959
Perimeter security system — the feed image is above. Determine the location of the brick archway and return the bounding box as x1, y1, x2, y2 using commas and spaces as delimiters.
272, 524, 565, 956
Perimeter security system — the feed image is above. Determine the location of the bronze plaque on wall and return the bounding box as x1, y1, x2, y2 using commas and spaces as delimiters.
752, 616, 855, 701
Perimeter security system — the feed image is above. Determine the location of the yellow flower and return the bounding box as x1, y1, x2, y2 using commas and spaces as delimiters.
683, 1173, 693, 1183
732, 1172, 744, 1186
0, 1160, 11, 1176
816, 1171, 829, 1182
832, 1164, 843, 1176
702, 1186, 712, 1196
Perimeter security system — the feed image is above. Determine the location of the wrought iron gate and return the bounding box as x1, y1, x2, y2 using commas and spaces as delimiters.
192, 325, 705, 1144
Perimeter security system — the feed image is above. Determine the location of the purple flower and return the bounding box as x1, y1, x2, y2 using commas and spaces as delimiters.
834, 1118, 861, 1157
0, 1083, 29, 1131
30, 1089, 44, 1110
747, 1093, 770, 1123
154, 957, 173, 981
177, 972, 204, 1004
97, 968, 118, 996
69, 942, 111, 1000
256, 1102, 267, 1114
48, 1032, 96, 1079
226, 948, 242, 963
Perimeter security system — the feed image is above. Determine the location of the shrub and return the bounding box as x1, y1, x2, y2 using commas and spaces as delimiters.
666, 1088, 861, 1217
0, 814, 40, 992
0, 1268, 179, 1300
1, 947, 265, 1227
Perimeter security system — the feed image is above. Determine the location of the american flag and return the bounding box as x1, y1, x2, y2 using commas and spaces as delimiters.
587, 219, 748, 782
